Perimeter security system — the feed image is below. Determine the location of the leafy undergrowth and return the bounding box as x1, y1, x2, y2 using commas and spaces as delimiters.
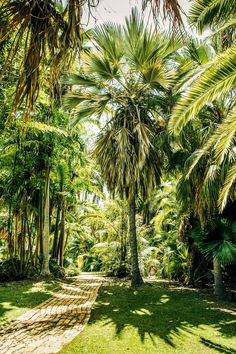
60, 281, 236, 354
0, 277, 73, 326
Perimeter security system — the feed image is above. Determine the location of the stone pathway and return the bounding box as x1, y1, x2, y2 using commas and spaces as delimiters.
0, 273, 105, 354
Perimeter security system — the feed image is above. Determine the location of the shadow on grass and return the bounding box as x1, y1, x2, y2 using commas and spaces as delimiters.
0, 277, 101, 353
0, 278, 69, 325
88, 284, 236, 350
200, 338, 236, 353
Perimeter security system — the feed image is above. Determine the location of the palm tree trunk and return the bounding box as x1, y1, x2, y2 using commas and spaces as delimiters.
59, 199, 65, 267
52, 201, 61, 260
41, 167, 51, 275
213, 256, 225, 297
14, 212, 18, 258
129, 195, 144, 287
38, 189, 44, 267
7, 203, 14, 258
27, 213, 33, 265
120, 200, 127, 262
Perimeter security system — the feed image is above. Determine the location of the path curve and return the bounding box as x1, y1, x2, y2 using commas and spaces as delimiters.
0, 273, 105, 354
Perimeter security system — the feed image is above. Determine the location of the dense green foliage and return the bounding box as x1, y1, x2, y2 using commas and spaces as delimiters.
0, 0, 235, 297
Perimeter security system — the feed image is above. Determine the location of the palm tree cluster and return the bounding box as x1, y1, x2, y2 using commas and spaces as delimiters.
0, 0, 236, 296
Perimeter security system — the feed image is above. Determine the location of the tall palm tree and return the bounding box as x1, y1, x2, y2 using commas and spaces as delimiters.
0, 0, 186, 115
168, 0, 236, 212
65, 9, 182, 286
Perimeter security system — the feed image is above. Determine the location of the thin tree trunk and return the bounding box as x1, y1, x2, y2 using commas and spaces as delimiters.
19, 212, 24, 274
34, 215, 39, 267
22, 203, 27, 269
7, 203, 14, 258
38, 190, 44, 268
52, 201, 61, 260
187, 242, 197, 286
213, 256, 225, 297
41, 167, 51, 275
49, 186, 55, 228
8, 150, 18, 259
64, 228, 70, 252
129, 195, 144, 287
27, 213, 33, 265
59, 199, 65, 267
14, 212, 18, 258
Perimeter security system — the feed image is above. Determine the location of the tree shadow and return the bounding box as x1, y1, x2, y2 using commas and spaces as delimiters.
0, 277, 101, 353
200, 338, 236, 353
87, 283, 236, 350
0, 278, 70, 325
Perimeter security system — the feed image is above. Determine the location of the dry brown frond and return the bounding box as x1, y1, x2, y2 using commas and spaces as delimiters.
0, 0, 98, 116
142, 0, 184, 29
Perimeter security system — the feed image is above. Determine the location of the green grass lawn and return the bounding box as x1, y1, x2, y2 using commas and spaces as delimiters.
0, 278, 69, 326
61, 282, 236, 354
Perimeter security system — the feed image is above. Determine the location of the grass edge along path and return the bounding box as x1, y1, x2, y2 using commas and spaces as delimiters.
0, 277, 68, 327
0, 274, 104, 354
60, 280, 236, 354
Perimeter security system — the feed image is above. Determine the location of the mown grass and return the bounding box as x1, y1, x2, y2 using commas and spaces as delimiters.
0, 278, 69, 326
61, 282, 236, 354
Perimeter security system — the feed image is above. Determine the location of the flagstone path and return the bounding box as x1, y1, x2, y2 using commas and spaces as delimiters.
0, 273, 105, 354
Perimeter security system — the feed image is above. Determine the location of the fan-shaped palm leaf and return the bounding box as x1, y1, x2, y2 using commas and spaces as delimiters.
92, 23, 124, 62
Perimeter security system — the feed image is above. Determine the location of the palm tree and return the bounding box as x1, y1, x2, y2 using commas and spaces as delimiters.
168, 0, 236, 213
65, 9, 182, 285
0, 0, 186, 115
0, 0, 97, 113
193, 218, 236, 297
169, 0, 236, 135
168, 46, 236, 135
189, 0, 236, 33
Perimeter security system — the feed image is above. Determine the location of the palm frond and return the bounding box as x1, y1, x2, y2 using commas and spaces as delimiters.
64, 73, 100, 88
169, 44, 236, 135
199, 239, 236, 265
0, 0, 97, 112
211, 18, 236, 35
186, 108, 236, 178
19, 120, 67, 136
142, 0, 184, 29
92, 23, 124, 62
87, 54, 120, 81
63, 93, 93, 109
141, 61, 170, 89
189, 0, 236, 32
219, 164, 236, 211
